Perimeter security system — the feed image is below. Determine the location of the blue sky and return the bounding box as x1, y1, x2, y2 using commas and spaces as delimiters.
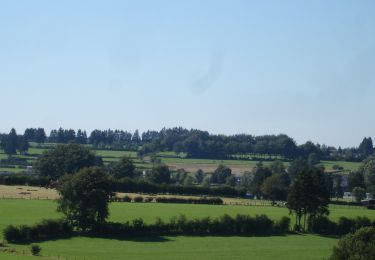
0, 0, 374, 147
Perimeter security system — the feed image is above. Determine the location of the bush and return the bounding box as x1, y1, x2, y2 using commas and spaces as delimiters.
108, 178, 246, 197
133, 196, 144, 203
308, 216, 337, 235
155, 197, 223, 205
31, 244, 41, 255
308, 215, 375, 236
274, 216, 291, 233
92, 214, 290, 237
330, 227, 375, 260
3, 225, 21, 242
122, 196, 132, 202
3, 219, 73, 243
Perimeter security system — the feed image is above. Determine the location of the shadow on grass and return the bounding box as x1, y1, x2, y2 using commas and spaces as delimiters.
11, 233, 173, 245
83, 234, 172, 243
10, 232, 293, 245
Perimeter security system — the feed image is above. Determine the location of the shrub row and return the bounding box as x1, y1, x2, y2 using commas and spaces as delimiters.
92, 214, 290, 236
329, 200, 362, 206
110, 196, 223, 205
0, 157, 28, 166
3, 219, 73, 243
155, 197, 223, 205
0, 176, 246, 198
309, 216, 375, 236
109, 178, 246, 197
4, 215, 290, 243
0, 175, 50, 186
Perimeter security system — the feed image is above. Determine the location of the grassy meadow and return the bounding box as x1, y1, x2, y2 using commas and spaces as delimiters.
0, 198, 374, 259
7, 234, 338, 260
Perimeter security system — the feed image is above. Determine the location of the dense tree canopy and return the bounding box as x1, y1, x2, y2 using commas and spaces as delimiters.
34, 144, 102, 179
358, 137, 374, 159
57, 167, 111, 230
211, 165, 232, 184
0, 126, 370, 162
261, 173, 289, 201
108, 156, 136, 179
147, 165, 171, 184
0, 128, 29, 155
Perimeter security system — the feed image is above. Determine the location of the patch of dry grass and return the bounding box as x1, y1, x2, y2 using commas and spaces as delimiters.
0, 185, 58, 200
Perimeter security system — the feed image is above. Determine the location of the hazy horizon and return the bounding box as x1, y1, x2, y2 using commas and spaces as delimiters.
1, 0, 374, 147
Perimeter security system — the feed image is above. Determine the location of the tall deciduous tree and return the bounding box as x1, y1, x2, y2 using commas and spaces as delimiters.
287, 167, 330, 231
57, 167, 111, 230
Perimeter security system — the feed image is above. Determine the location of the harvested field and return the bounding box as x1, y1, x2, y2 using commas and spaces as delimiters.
0, 185, 58, 200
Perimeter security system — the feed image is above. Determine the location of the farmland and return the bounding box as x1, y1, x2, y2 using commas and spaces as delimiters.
0, 198, 374, 259
0, 145, 362, 175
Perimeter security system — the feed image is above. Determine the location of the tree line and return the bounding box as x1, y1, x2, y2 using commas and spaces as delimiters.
25, 143, 375, 201
1, 127, 374, 162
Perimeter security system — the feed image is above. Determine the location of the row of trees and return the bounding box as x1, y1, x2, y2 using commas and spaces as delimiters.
0, 129, 29, 155
2, 127, 373, 162
32, 143, 375, 201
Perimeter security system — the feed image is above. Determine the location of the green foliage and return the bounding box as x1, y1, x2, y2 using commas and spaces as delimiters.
108, 156, 135, 179
57, 167, 111, 230
261, 173, 289, 201
308, 215, 375, 236
287, 167, 330, 231
3, 219, 73, 243
34, 143, 102, 179
225, 175, 237, 187
155, 197, 223, 205
240, 171, 253, 192
269, 160, 286, 174
195, 169, 204, 184
211, 165, 232, 184
352, 187, 366, 203
358, 137, 374, 159
307, 153, 320, 166
360, 155, 375, 196
92, 214, 290, 236
147, 165, 171, 184
330, 227, 375, 260
31, 244, 41, 255
347, 171, 365, 191
0, 129, 19, 155
288, 158, 309, 181
249, 162, 272, 197
109, 177, 245, 197
133, 196, 144, 203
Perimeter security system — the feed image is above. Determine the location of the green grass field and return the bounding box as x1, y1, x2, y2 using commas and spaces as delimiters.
0, 199, 352, 259
1, 199, 374, 259
6, 234, 337, 260
2, 199, 373, 235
